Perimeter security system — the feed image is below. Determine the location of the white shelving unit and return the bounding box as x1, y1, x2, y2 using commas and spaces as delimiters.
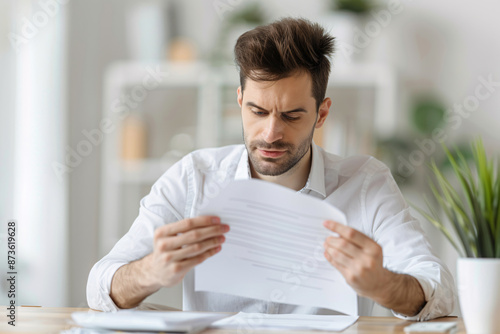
99, 61, 396, 256
99, 62, 218, 255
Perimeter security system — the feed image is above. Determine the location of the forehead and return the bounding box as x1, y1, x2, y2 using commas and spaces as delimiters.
243, 71, 315, 107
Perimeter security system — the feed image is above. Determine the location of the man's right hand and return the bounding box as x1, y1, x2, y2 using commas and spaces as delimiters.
146, 215, 230, 289
109, 215, 229, 309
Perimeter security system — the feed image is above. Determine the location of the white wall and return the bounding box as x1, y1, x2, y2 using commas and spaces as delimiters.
0, 4, 16, 300
1, 0, 68, 307
65, 0, 132, 307
370, 1, 500, 144
0, 5, 15, 230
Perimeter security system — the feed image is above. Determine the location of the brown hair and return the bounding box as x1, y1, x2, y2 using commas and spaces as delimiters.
234, 17, 335, 111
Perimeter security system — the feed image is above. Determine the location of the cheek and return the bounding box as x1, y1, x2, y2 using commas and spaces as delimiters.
288, 122, 311, 137
241, 111, 251, 126
242, 113, 260, 134
241, 116, 256, 139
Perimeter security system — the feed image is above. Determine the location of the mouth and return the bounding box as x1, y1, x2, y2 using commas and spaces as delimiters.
257, 149, 286, 158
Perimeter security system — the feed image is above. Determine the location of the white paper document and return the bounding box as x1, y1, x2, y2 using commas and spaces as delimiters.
71, 310, 230, 333
197, 179, 358, 315
211, 312, 359, 331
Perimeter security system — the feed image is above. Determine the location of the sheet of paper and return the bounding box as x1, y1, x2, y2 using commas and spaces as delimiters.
210, 312, 359, 331
197, 179, 358, 315
71, 310, 230, 332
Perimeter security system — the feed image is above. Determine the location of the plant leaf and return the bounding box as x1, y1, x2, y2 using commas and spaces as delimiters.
417, 139, 500, 258
411, 198, 464, 257
428, 168, 475, 257
472, 139, 495, 257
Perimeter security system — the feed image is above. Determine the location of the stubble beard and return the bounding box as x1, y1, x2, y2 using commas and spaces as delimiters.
243, 125, 315, 176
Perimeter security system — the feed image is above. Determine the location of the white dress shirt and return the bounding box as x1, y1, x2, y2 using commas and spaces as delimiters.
87, 143, 456, 320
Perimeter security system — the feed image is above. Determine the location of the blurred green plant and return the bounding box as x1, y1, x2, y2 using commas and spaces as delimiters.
414, 139, 500, 258
375, 95, 448, 185
411, 97, 446, 135
332, 0, 374, 14
226, 2, 265, 25
211, 2, 266, 65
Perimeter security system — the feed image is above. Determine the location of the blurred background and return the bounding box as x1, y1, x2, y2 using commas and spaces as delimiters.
1, 0, 500, 316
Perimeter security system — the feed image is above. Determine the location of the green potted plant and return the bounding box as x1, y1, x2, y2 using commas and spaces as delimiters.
415, 139, 500, 334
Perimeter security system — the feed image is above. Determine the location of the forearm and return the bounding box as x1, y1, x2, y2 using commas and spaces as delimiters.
373, 270, 426, 317
110, 254, 160, 309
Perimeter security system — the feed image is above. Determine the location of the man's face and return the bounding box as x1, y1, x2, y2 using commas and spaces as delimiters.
238, 71, 326, 176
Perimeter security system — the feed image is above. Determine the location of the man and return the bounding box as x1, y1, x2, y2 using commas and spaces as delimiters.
87, 18, 455, 320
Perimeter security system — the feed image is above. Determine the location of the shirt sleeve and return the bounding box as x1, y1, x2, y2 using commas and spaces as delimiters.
86, 157, 189, 311
362, 161, 456, 321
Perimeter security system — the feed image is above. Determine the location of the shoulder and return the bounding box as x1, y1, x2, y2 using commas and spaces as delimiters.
318, 147, 398, 196
320, 147, 389, 179
150, 144, 245, 200
183, 144, 246, 172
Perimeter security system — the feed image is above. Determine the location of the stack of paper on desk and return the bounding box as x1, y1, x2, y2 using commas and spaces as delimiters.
210, 312, 359, 331
197, 179, 357, 315
69, 311, 358, 333
71, 310, 229, 333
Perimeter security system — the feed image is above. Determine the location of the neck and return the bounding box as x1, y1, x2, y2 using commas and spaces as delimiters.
250, 144, 312, 191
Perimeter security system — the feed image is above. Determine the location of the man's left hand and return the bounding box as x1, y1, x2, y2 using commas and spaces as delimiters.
322, 220, 392, 300
323, 220, 427, 316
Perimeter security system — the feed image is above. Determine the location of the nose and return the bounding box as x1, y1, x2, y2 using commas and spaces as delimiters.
262, 114, 284, 144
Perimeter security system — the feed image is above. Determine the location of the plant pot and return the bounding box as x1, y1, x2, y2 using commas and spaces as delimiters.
457, 258, 500, 334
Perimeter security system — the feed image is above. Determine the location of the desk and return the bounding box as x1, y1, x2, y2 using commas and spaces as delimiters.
1, 306, 463, 333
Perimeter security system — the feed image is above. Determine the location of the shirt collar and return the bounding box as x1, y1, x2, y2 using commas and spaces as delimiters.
234, 146, 251, 180
304, 142, 327, 198
233, 142, 327, 198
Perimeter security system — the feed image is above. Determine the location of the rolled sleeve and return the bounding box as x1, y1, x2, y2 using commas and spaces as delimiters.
392, 273, 456, 321
87, 260, 128, 312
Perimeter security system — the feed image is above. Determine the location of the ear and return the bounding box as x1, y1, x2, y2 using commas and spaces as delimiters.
315, 97, 331, 129
237, 86, 243, 108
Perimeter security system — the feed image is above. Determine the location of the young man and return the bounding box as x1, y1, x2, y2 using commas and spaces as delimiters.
87, 18, 455, 320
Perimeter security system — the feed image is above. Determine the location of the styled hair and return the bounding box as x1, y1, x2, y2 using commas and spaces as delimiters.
234, 17, 335, 111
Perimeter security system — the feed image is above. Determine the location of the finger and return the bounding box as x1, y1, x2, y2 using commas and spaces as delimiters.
169, 235, 225, 261
155, 216, 221, 239
324, 236, 362, 258
324, 245, 351, 269
155, 224, 229, 251
169, 224, 229, 249
324, 250, 351, 285
171, 245, 223, 275
323, 220, 371, 249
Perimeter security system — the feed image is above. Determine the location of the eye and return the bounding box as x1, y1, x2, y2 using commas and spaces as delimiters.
252, 110, 267, 116
282, 113, 299, 121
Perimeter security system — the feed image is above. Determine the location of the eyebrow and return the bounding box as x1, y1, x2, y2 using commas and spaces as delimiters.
245, 101, 308, 113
